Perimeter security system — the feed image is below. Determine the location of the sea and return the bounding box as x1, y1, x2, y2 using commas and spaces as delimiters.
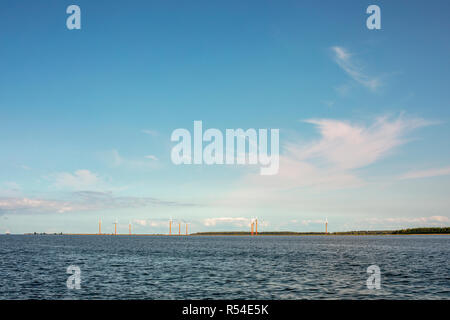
0, 235, 449, 299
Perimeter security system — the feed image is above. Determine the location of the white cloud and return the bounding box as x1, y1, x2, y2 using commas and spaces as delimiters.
330, 215, 450, 231
288, 115, 431, 170
301, 219, 326, 225
144, 155, 158, 161
243, 155, 363, 190
214, 115, 434, 210
53, 170, 101, 190
0, 191, 197, 215
252, 115, 431, 190
0, 197, 74, 214
103, 149, 159, 170
364, 216, 449, 226
73, 191, 196, 208
132, 219, 167, 227
133, 219, 148, 226
141, 129, 159, 136
203, 217, 252, 227
331, 46, 380, 91
399, 166, 450, 180
0, 182, 21, 197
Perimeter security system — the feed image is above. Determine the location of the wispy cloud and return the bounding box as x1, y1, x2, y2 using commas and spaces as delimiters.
102, 149, 159, 169
0, 197, 74, 214
52, 170, 101, 190
203, 217, 252, 227
301, 219, 326, 226
215, 114, 433, 208
261, 115, 431, 189
0, 182, 21, 197
289, 115, 432, 170
331, 46, 380, 91
141, 129, 159, 136
399, 166, 450, 180
0, 191, 197, 215
73, 190, 195, 208
364, 216, 449, 226
144, 155, 158, 161
133, 219, 169, 228
333, 215, 450, 231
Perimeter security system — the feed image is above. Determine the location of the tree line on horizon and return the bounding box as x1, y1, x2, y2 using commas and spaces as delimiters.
191, 227, 450, 236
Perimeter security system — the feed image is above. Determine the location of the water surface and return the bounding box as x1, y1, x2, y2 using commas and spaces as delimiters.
0, 235, 449, 299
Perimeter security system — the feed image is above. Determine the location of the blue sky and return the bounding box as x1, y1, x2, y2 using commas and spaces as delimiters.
1, 0, 450, 233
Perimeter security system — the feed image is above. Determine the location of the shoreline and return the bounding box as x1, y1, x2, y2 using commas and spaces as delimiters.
12, 227, 450, 237
14, 233, 450, 237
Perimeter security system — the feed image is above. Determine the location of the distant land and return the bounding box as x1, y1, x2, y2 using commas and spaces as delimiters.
18, 227, 450, 236
191, 227, 450, 236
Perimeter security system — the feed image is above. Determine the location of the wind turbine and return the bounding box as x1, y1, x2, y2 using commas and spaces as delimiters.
113, 218, 118, 235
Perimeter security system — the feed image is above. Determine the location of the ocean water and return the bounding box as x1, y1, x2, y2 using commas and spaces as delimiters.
0, 235, 449, 299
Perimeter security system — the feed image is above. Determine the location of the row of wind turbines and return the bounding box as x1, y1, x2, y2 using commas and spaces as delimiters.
96, 217, 327, 235
96, 218, 263, 235
168, 218, 189, 236
98, 219, 133, 235
97, 218, 190, 235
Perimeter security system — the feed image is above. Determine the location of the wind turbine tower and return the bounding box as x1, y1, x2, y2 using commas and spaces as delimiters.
325, 218, 328, 234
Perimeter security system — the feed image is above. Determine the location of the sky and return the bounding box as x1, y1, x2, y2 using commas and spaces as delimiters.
1, 0, 450, 234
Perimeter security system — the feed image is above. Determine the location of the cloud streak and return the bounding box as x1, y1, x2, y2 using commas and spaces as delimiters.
289, 115, 432, 170
144, 155, 158, 161
0, 198, 74, 214
102, 149, 159, 170
203, 217, 252, 227
364, 215, 449, 226
399, 166, 450, 180
0, 191, 197, 215
253, 114, 432, 190
141, 129, 159, 136
52, 170, 101, 190
214, 114, 434, 210
331, 46, 380, 91
133, 219, 168, 228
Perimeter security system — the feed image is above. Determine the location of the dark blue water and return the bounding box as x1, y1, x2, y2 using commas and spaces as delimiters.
0, 235, 449, 299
